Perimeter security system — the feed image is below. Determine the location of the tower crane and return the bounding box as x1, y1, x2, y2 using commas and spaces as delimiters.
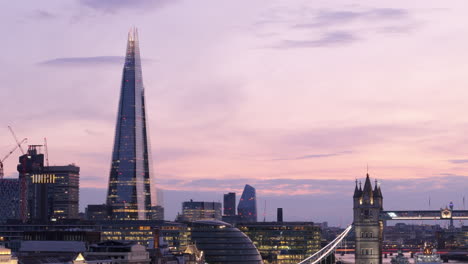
8, 126, 25, 155
0, 138, 27, 179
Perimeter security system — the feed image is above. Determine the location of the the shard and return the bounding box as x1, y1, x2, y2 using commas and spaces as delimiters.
106, 28, 156, 220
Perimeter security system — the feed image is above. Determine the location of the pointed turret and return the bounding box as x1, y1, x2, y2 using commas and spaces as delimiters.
373, 179, 381, 197
362, 173, 373, 196
353, 179, 361, 198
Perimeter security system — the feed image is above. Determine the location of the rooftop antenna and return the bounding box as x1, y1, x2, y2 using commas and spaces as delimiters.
44, 137, 50, 167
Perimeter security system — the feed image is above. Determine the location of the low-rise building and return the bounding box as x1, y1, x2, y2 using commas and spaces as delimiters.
86, 241, 150, 264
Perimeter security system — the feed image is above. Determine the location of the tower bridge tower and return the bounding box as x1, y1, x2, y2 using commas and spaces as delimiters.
353, 174, 383, 264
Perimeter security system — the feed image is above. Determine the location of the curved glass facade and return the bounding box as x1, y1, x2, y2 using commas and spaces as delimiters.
238, 184, 257, 222
189, 220, 263, 264
106, 28, 155, 220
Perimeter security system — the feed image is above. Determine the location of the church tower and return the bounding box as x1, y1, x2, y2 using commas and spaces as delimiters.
353, 174, 383, 264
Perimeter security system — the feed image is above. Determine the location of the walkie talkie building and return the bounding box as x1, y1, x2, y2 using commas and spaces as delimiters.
106, 28, 157, 220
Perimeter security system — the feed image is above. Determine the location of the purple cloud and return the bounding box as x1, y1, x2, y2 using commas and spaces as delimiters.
39, 56, 124, 66
272, 151, 353, 161
274, 31, 358, 49
79, 0, 177, 13
293, 8, 408, 29
448, 159, 468, 164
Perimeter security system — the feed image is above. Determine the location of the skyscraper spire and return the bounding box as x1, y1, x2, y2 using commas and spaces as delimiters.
106, 28, 156, 220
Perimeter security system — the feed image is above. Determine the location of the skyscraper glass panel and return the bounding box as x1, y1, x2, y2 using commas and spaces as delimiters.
106, 28, 156, 220
238, 184, 257, 222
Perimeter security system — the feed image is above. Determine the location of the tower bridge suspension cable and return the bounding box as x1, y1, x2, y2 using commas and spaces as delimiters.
298, 224, 353, 264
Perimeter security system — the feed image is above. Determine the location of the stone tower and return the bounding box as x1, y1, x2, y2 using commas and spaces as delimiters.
353, 174, 383, 264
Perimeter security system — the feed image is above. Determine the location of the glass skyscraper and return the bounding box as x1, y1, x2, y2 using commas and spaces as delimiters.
238, 184, 257, 222
106, 28, 156, 220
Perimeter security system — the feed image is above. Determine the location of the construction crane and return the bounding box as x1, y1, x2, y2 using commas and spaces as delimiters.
0, 138, 27, 179
8, 126, 25, 155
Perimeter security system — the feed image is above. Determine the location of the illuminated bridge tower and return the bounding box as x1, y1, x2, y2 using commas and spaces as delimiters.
106, 28, 157, 220
353, 174, 383, 264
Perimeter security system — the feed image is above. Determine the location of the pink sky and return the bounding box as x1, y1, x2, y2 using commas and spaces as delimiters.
2, 0, 468, 223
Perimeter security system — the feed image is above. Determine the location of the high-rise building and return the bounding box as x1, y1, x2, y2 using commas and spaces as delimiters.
17, 145, 45, 222
46, 165, 80, 220
17, 146, 80, 222
238, 184, 257, 222
223, 192, 236, 216
177, 200, 222, 222
106, 28, 157, 220
0, 179, 20, 223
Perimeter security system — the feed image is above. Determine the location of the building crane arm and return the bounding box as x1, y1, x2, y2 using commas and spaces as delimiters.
1, 138, 27, 162
8, 126, 25, 155
0, 138, 27, 179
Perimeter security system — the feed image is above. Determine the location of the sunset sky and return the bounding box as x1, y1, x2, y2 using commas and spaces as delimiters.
2, 0, 468, 225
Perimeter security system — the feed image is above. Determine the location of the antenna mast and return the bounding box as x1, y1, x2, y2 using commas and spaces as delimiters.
44, 137, 49, 166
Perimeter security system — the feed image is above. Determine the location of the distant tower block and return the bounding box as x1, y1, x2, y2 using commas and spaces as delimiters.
277, 208, 283, 222
223, 192, 236, 216
106, 28, 157, 220
353, 174, 383, 264
238, 184, 257, 222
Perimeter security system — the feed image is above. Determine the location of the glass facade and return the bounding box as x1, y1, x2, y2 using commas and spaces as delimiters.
46, 165, 80, 220
177, 201, 222, 222
238, 184, 257, 222
189, 220, 264, 264
238, 222, 322, 264
223, 192, 236, 216
107, 28, 156, 220
0, 179, 20, 223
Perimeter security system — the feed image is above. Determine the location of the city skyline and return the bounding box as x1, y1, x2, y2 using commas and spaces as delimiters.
2, 0, 468, 225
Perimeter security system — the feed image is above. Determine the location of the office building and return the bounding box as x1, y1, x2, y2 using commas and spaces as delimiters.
152, 205, 165, 221
238, 222, 321, 264
85, 204, 108, 221
238, 184, 257, 222
177, 200, 222, 222
46, 165, 80, 220
223, 192, 236, 216
17, 146, 80, 222
0, 179, 20, 223
106, 28, 159, 220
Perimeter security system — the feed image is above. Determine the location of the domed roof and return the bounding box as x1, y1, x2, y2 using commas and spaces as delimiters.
190, 220, 263, 264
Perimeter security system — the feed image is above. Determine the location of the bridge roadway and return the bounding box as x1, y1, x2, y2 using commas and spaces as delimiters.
381, 210, 468, 220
